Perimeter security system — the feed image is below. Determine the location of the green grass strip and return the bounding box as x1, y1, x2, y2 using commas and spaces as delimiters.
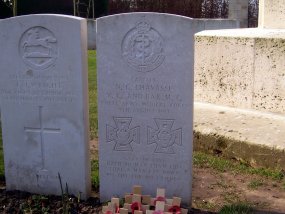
219, 203, 253, 214
194, 151, 284, 181
88, 50, 98, 140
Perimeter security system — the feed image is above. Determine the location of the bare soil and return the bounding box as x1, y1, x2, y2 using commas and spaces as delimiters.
0, 140, 284, 213
192, 168, 285, 213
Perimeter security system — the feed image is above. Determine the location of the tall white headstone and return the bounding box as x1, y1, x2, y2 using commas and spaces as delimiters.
0, 15, 91, 199
97, 13, 194, 205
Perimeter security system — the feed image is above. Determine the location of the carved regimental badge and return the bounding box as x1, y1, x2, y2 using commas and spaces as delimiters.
19, 26, 58, 70
122, 20, 165, 72
148, 119, 182, 154
106, 117, 140, 151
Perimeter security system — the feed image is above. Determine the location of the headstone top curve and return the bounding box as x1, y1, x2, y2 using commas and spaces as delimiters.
1, 14, 85, 23
97, 12, 194, 22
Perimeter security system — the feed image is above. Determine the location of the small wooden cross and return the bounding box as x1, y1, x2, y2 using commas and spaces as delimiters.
133, 185, 142, 195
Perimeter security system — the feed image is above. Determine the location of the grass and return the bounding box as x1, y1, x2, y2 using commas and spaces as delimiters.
247, 179, 264, 190
193, 151, 284, 181
88, 51, 99, 192
88, 50, 98, 140
219, 203, 253, 214
196, 200, 216, 211
91, 160, 99, 191
20, 195, 50, 213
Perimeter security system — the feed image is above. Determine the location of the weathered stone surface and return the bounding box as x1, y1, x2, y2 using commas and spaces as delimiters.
97, 13, 194, 205
195, 28, 285, 114
198, 19, 240, 30
195, 29, 255, 109
194, 102, 285, 168
259, 0, 285, 29
253, 37, 285, 112
0, 14, 91, 199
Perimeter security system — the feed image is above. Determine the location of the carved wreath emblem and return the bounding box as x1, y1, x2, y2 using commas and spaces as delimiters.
19, 26, 58, 70
106, 117, 140, 151
121, 20, 165, 72
148, 119, 182, 154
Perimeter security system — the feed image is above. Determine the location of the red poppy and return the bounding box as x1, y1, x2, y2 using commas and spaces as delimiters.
154, 196, 166, 205
168, 205, 181, 214
131, 202, 142, 214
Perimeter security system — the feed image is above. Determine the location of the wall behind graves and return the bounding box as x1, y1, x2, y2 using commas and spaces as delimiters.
195, 0, 285, 115
195, 29, 285, 114
87, 19, 96, 49
228, 0, 248, 28
258, 0, 285, 29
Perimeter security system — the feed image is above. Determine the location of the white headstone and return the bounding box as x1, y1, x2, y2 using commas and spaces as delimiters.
0, 14, 91, 199
228, 0, 248, 28
87, 19, 96, 50
97, 13, 194, 205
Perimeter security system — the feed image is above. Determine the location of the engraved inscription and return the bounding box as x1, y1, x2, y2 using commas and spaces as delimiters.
24, 106, 61, 170
0, 74, 75, 103
19, 26, 58, 70
106, 117, 140, 151
104, 155, 188, 182
147, 119, 182, 154
101, 78, 186, 114
36, 169, 59, 186
122, 19, 165, 72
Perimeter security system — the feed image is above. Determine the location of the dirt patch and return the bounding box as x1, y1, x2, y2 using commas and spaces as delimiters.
192, 168, 285, 213
90, 139, 99, 160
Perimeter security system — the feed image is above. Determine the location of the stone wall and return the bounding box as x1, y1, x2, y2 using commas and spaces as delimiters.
259, 0, 285, 29
195, 29, 285, 114
87, 19, 96, 49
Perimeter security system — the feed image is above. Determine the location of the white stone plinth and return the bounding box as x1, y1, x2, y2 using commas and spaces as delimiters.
195, 28, 285, 114
259, 0, 285, 29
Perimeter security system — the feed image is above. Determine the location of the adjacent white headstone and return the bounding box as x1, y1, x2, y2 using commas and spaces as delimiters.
87, 19, 96, 50
97, 13, 194, 205
228, 0, 248, 28
0, 14, 91, 199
